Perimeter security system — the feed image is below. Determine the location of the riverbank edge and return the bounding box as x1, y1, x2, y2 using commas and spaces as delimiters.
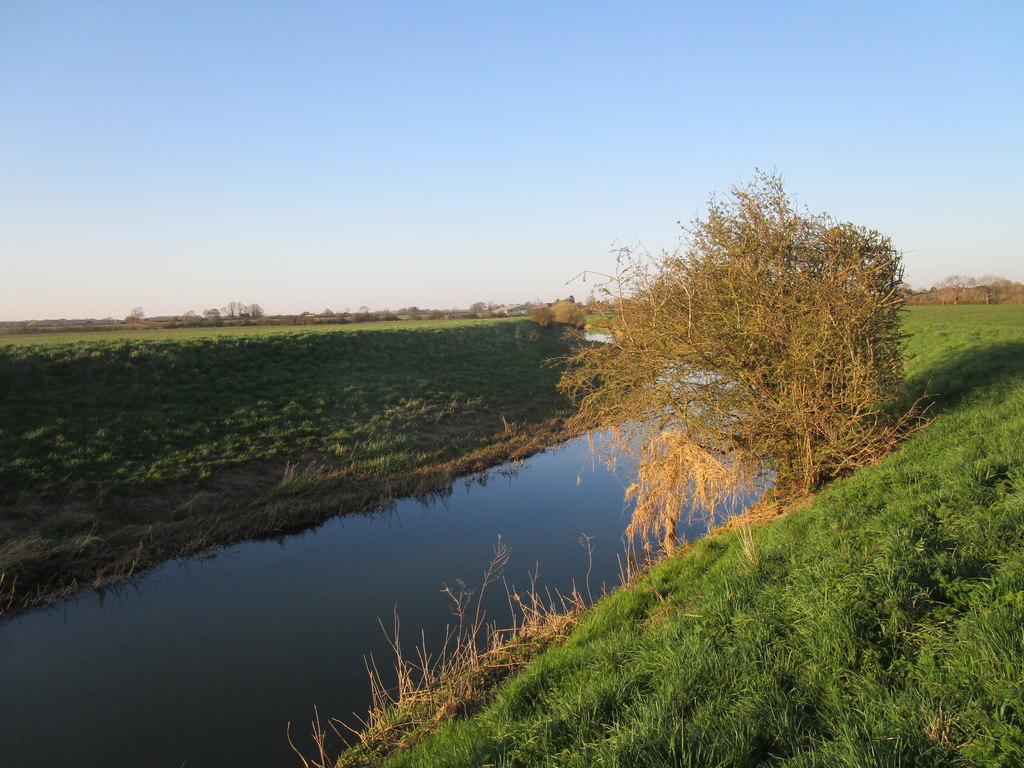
0, 411, 578, 618
323, 495, 790, 768
328, 308, 1024, 767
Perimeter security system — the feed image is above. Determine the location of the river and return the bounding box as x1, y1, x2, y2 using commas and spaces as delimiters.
0, 434, 716, 768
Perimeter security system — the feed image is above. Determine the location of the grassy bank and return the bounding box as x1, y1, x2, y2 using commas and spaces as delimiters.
0, 319, 578, 613
350, 305, 1024, 766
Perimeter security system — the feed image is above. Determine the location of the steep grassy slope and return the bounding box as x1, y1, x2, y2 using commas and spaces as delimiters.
375, 307, 1024, 767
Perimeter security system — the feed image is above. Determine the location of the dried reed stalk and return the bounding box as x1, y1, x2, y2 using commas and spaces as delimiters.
305, 538, 597, 767
624, 430, 754, 554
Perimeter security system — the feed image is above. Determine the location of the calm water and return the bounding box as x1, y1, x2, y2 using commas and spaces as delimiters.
0, 435, 713, 768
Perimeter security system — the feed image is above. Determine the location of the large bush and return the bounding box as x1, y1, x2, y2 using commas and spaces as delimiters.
561, 173, 911, 549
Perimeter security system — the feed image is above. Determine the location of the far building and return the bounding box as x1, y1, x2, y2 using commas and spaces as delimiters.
497, 304, 532, 316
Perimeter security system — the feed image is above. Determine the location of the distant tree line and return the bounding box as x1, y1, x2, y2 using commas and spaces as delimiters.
906, 276, 1024, 305
2, 298, 592, 336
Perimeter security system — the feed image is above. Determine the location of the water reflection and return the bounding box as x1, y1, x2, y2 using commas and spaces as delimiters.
0, 433, 746, 768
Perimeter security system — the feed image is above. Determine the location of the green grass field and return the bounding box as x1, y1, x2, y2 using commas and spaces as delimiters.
362, 305, 1024, 767
0, 317, 508, 347
0, 319, 579, 612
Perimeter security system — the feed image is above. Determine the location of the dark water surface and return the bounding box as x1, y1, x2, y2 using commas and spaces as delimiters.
0, 435, 711, 768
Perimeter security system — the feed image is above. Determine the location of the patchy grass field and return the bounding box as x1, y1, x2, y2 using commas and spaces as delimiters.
0, 319, 578, 612
0, 317, 508, 346
349, 305, 1024, 767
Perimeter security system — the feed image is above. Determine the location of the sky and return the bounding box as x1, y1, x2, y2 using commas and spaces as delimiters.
1, 1, 1022, 320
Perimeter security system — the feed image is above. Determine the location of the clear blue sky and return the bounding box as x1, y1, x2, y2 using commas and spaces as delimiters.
2, 1, 1021, 320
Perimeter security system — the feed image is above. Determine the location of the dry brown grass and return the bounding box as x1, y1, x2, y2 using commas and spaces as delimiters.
623, 429, 755, 555
292, 538, 595, 768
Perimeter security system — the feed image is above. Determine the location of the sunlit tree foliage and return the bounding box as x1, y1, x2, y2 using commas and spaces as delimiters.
561, 172, 914, 551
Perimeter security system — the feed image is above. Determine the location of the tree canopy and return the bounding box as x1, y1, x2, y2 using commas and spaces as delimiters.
561, 173, 912, 551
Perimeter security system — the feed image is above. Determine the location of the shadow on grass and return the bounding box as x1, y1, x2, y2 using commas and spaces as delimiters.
895, 340, 1024, 416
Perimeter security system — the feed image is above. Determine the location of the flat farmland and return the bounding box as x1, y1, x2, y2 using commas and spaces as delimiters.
0, 317, 485, 346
